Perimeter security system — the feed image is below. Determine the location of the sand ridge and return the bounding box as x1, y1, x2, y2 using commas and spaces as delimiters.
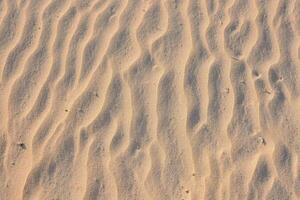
0, 0, 300, 199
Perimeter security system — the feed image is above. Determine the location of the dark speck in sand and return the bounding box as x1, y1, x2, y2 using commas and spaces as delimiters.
17, 143, 26, 150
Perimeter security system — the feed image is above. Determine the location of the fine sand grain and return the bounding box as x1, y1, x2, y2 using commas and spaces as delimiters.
1, 0, 300, 199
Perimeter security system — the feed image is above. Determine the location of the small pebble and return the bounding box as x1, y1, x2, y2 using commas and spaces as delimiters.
258, 137, 266, 145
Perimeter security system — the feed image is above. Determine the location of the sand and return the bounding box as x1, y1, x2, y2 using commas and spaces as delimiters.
0, 0, 300, 199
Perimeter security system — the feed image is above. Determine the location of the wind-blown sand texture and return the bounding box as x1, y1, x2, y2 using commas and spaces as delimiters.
0, 0, 300, 199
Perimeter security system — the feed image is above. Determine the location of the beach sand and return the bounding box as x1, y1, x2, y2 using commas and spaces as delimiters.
0, 0, 300, 199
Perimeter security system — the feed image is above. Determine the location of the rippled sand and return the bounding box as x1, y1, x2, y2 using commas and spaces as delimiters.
0, 0, 300, 199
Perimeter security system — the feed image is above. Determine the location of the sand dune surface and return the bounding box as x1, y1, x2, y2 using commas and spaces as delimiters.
1, 0, 300, 199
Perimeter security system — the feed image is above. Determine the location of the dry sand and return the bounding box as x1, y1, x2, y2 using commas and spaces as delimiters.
0, 0, 300, 199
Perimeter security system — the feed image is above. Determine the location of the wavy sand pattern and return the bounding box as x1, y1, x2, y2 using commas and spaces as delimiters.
0, 0, 300, 199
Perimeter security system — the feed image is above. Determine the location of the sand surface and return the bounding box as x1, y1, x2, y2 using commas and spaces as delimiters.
0, 0, 300, 199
